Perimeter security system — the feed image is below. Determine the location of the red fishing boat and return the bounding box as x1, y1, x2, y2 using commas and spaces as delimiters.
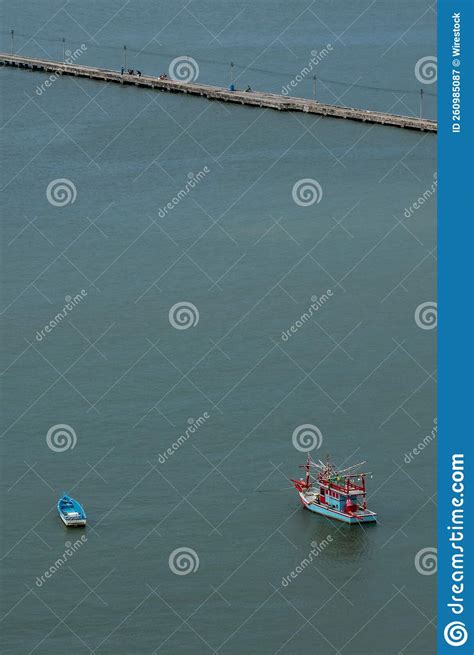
292, 455, 377, 524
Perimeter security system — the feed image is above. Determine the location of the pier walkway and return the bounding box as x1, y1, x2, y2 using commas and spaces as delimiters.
0, 54, 437, 133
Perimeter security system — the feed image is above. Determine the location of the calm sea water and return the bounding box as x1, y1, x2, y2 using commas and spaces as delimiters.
1, 2, 436, 654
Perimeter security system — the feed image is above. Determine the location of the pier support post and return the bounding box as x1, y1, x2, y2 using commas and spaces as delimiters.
10, 30, 14, 55
419, 88, 424, 119
62, 38, 66, 63
123, 45, 127, 71
312, 76, 316, 101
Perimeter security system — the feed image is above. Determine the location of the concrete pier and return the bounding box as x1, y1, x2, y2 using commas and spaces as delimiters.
0, 54, 437, 133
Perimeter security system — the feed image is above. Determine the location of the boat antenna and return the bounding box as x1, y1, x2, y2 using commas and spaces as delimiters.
337, 461, 368, 474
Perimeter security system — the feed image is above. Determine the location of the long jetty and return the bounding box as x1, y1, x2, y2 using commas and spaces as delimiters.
0, 53, 437, 133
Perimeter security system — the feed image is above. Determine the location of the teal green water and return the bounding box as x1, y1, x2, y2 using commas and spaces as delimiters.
1, 2, 436, 653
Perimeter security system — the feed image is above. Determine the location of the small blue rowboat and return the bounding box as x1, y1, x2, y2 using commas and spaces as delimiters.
57, 494, 87, 527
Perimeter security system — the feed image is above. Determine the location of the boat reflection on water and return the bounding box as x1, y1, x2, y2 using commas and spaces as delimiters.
308, 519, 376, 564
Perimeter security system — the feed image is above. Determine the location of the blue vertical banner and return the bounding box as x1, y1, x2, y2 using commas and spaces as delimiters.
438, 1, 474, 653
